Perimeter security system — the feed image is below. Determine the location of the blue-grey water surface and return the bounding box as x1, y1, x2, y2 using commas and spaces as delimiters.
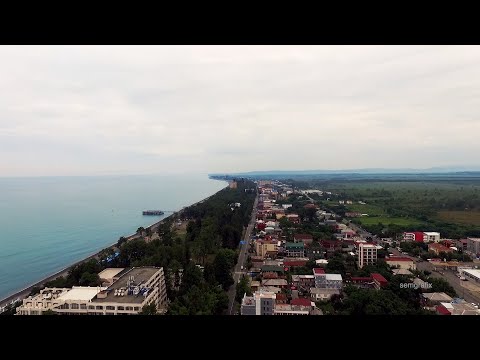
0, 174, 225, 300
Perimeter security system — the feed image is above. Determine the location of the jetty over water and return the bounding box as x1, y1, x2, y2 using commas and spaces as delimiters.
142, 210, 165, 216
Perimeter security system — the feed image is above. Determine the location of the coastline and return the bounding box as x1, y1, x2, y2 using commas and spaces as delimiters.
0, 189, 222, 309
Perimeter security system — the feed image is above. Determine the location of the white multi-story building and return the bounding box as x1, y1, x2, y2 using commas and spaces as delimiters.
423, 232, 441, 243
240, 290, 276, 315
358, 243, 377, 268
16, 267, 168, 315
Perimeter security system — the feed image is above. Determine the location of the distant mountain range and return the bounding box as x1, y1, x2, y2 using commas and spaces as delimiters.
209, 166, 480, 177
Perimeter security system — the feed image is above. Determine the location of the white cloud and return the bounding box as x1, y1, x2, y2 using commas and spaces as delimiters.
0, 45, 479, 176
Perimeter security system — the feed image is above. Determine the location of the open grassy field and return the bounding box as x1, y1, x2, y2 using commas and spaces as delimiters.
437, 211, 480, 226
345, 203, 385, 216
357, 216, 424, 227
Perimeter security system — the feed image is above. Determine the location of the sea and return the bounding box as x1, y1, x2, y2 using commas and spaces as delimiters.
0, 174, 226, 300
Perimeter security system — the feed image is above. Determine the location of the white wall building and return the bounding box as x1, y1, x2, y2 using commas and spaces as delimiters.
16, 267, 167, 315
358, 243, 378, 268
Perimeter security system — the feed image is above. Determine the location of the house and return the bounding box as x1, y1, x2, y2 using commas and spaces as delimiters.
371, 273, 388, 289
291, 275, 315, 289
349, 274, 386, 290
256, 239, 278, 258
305, 242, 324, 260
260, 265, 284, 275
283, 259, 308, 268
438, 301, 480, 315
349, 277, 375, 289
424, 232, 441, 243
286, 214, 300, 224
275, 293, 288, 304
261, 279, 288, 289
428, 243, 453, 256
294, 234, 314, 245
285, 242, 305, 257
313, 271, 343, 290
466, 237, 480, 256
345, 212, 362, 218
392, 269, 413, 276
321, 239, 342, 258
250, 281, 261, 292
386, 256, 416, 270
310, 288, 340, 301
422, 292, 453, 307
291, 298, 314, 307
456, 239, 468, 251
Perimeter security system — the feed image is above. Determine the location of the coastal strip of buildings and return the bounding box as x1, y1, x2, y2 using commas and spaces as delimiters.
15, 267, 167, 315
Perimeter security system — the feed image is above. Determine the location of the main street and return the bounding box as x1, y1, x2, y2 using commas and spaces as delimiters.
227, 192, 258, 315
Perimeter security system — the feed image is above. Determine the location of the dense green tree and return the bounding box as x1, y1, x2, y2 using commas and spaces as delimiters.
140, 303, 157, 315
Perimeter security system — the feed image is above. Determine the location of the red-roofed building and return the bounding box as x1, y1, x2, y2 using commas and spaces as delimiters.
275, 293, 287, 304
286, 214, 300, 224
290, 298, 313, 307
283, 259, 308, 268
371, 273, 388, 289
313, 268, 325, 275
428, 243, 453, 256
304, 203, 317, 209
294, 234, 314, 245
436, 304, 452, 315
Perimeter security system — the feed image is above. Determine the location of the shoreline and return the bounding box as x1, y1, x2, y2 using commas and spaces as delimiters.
0, 189, 223, 309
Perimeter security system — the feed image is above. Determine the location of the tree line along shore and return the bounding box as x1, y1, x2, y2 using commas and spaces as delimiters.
2, 179, 256, 315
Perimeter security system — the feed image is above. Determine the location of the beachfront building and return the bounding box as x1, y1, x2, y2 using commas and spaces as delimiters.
16, 267, 168, 315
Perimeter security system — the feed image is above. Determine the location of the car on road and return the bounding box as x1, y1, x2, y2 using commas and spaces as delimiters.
460, 276, 467, 281
240, 265, 244, 270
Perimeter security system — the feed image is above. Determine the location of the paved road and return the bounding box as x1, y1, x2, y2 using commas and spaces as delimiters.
227, 193, 258, 315
415, 260, 480, 304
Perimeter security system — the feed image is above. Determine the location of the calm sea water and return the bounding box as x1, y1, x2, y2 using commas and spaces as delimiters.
0, 174, 226, 300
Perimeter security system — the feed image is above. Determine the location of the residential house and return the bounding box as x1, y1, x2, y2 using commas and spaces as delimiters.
385, 256, 416, 270
428, 243, 453, 256
294, 234, 314, 245
261, 279, 288, 289
285, 242, 305, 257
467, 237, 480, 256
291, 275, 315, 290
310, 288, 340, 301
256, 239, 278, 258
371, 273, 388, 289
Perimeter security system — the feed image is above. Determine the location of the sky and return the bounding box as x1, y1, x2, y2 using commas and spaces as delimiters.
1, 45, 480, 176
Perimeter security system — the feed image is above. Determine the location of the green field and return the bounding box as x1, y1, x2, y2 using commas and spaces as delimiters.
357, 216, 424, 226
345, 203, 385, 216
437, 211, 480, 226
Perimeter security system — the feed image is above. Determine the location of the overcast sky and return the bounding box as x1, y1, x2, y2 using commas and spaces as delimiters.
1, 45, 479, 176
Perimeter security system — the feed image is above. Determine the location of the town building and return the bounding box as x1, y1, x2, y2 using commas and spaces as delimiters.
293, 234, 314, 245
255, 239, 278, 258
240, 290, 276, 315
291, 275, 315, 290
424, 232, 441, 243
467, 237, 480, 256
371, 273, 388, 289
358, 243, 378, 268
285, 242, 305, 257
313, 269, 343, 289
385, 256, 416, 270
16, 267, 168, 315
310, 288, 340, 301
403, 231, 425, 242
458, 268, 480, 284
437, 300, 480, 315
428, 243, 453, 256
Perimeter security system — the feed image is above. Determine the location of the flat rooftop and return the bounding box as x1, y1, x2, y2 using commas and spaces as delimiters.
93, 267, 160, 304
461, 268, 480, 279
98, 268, 125, 280
58, 286, 104, 301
